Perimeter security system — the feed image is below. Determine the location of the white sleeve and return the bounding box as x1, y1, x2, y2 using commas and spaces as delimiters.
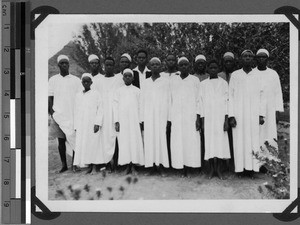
228, 74, 235, 117
48, 77, 54, 96
95, 93, 103, 126
113, 89, 120, 123
274, 72, 284, 112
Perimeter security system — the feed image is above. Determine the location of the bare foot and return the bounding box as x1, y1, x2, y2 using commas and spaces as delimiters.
56, 166, 68, 174
72, 165, 81, 173
217, 170, 224, 180
86, 166, 93, 174
207, 169, 214, 179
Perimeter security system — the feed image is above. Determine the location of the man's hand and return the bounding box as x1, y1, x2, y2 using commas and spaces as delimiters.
167, 121, 171, 131
259, 116, 265, 125
229, 117, 237, 128
94, 125, 100, 133
140, 122, 144, 131
224, 120, 229, 131
115, 122, 120, 132
196, 115, 201, 131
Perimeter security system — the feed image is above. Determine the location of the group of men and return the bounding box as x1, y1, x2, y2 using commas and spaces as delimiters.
48, 48, 283, 179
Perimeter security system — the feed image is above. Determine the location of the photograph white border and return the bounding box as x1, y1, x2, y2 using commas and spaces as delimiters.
35, 14, 298, 212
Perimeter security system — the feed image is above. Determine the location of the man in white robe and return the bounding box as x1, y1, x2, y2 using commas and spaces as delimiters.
73, 74, 104, 173
199, 59, 230, 179
113, 69, 144, 174
97, 57, 124, 170
255, 49, 284, 150
160, 53, 179, 168
140, 57, 170, 174
169, 57, 201, 177
218, 52, 236, 172
48, 55, 81, 173
228, 50, 266, 177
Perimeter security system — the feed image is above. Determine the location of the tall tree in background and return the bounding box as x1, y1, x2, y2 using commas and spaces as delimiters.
70, 22, 289, 102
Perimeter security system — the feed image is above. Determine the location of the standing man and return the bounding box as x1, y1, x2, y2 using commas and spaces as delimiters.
255, 49, 284, 149
160, 53, 179, 167
218, 52, 236, 172
193, 54, 209, 82
228, 50, 266, 178
218, 52, 235, 83
169, 57, 201, 177
132, 49, 152, 89
98, 57, 124, 171
193, 54, 209, 170
140, 57, 170, 175
48, 55, 81, 173
82, 54, 103, 92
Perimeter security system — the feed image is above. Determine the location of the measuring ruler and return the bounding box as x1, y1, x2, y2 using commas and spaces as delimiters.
2, 1, 30, 224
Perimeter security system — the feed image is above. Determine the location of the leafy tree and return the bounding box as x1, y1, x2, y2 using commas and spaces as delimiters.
71, 22, 289, 101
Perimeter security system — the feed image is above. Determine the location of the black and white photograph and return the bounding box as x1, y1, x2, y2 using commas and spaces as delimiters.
35, 14, 298, 212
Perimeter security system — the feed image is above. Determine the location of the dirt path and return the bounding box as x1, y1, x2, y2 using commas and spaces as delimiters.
48, 122, 289, 201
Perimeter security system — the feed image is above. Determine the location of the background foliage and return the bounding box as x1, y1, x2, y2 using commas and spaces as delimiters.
49, 22, 290, 102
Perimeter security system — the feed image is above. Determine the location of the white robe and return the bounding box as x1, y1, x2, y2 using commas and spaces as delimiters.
48, 74, 81, 155
257, 68, 284, 149
98, 75, 124, 163
199, 77, 230, 160
73, 90, 103, 166
229, 68, 266, 172
141, 76, 170, 168
169, 75, 201, 169
160, 71, 179, 80
113, 85, 144, 166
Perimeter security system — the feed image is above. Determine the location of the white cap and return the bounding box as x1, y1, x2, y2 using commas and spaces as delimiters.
178, 56, 189, 64
256, 49, 269, 57
241, 49, 254, 56
88, 54, 99, 62
81, 73, 93, 80
195, 54, 206, 62
123, 68, 133, 76
149, 57, 161, 64
57, 55, 69, 63
223, 52, 234, 59
121, 53, 132, 62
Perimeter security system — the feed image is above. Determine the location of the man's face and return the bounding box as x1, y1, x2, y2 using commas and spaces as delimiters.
104, 59, 115, 74
81, 76, 92, 90
89, 59, 100, 72
58, 59, 69, 73
150, 60, 161, 73
137, 52, 147, 66
178, 60, 190, 74
120, 57, 130, 71
224, 58, 235, 71
242, 52, 254, 66
195, 59, 206, 72
166, 55, 177, 69
256, 54, 268, 67
208, 62, 219, 76
123, 72, 134, 85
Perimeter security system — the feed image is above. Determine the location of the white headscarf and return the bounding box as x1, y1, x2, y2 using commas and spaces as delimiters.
256, 49, 269, 57
195, 54, 206, 62
88, 54, 99, 62
178, 56, 189, 64
123, 68, 134, 76
57, 55, 69, 63
81, 73, 93, 81
121, 53, 132, 62
149, 57, 161, 64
